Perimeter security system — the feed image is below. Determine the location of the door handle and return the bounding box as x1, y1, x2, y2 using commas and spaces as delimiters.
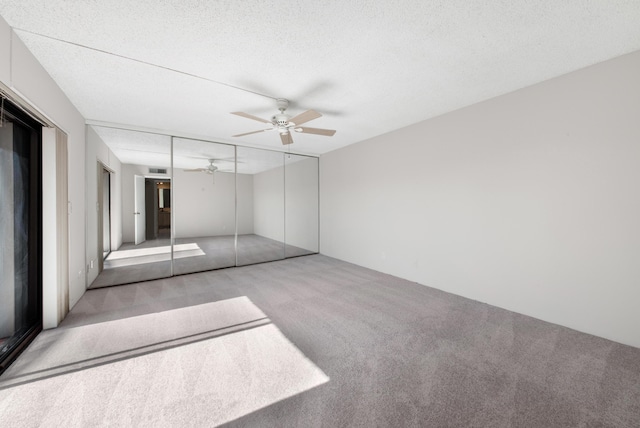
134, 212, 140, 215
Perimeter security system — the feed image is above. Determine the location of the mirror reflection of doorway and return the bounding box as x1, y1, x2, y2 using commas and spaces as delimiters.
157, 182, 171, 240
143, 178, 171, 241
97, 163, 115, 274
90, 130, 174, 288
102, 168, 111, 259
134, 175, 146, 245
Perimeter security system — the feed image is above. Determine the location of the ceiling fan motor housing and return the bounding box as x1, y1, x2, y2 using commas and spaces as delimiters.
274, 98, 293, 130
276, 98, 289, 111
273, 113, 292, 127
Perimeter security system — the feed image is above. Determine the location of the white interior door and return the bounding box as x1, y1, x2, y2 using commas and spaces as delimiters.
134, 175, 146, 245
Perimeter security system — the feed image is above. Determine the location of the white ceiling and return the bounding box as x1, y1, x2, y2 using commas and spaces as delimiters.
1, 1, 640, 159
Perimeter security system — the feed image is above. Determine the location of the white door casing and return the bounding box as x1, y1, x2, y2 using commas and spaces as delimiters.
134, 175, 146, 245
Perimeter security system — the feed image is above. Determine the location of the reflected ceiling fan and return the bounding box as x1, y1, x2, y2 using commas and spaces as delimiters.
184, 159, 232, 183
232, 98, 336, 145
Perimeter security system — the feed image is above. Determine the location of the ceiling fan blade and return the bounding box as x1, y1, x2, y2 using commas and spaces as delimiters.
183, 168, 206, 172
231, 111, 271, 124
232, 128, 272, 137
295, 126, 336, 136
280, 132, 294, 145
289, 109, 322, 126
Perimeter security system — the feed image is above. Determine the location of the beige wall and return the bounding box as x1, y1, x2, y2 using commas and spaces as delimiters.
320, 50, 640, 347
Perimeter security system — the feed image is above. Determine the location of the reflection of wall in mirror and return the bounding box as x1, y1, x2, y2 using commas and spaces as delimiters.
253, 166, 284, 243
121, 168, 254, 241
86, 126, 123, 286
172, 169, 253, 239
122, 166, 251, 242
120, 157, 318, 249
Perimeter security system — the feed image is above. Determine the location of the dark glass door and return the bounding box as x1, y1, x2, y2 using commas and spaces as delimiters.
0, 98, 42, 375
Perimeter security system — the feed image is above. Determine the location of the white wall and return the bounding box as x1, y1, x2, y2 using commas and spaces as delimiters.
285, 157, 319, 252
41, 128, 63, 328
321, 50, 640, 348
1, 17, 87, 321
0, 16, 9, 84
86, 126, 122, 285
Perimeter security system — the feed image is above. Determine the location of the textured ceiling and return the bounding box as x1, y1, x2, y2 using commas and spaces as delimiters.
1, 1, 640, 159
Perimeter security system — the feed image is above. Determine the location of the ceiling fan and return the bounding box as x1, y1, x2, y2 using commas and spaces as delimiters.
232, 98, 336, 145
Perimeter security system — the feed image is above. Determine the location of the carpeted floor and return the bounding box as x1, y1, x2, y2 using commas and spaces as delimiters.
2, 254, 640, 427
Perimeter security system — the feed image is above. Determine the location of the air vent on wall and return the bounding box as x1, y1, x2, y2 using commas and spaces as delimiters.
149, 168, 167, 174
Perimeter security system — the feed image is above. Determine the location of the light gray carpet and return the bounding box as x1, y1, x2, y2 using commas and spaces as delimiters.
2, 255, 640, 427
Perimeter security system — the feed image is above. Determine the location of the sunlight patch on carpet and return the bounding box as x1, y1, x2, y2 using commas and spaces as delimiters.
0, 297, 329, 426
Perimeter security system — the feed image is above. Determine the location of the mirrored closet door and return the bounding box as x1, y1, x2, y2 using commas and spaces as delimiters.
236, 146, 285, 266
87, 126, 319, 289
89, 128, 173, 288
172, 138, 236, 275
